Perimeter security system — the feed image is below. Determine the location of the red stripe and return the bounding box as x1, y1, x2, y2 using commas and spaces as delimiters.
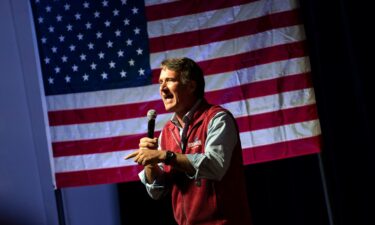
55, 135, 321, 188
242, 135, 321, 165
236, 104, 319, 132
52, 104, 316, 157
55, 165, 143, 188
48, 99, 166, 126
145, 0, 257, 21
53, 131, 161, 157
149, 10, 301, 53
48, 70, 310, 126
151, 41, 308, 83
206, 72, 312, 105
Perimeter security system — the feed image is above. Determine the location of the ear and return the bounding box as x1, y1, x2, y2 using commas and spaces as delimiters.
188, 80, 197, 94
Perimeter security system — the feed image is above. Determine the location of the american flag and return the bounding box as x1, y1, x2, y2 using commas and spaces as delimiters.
30, 0, 321, 188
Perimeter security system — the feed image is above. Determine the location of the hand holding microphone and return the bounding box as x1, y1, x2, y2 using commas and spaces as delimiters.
124, 109, 160, 165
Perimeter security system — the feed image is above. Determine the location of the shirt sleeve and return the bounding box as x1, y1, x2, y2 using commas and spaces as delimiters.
186, 111, 238, 181
138, 131, 169, 200
138, 163, 169, 200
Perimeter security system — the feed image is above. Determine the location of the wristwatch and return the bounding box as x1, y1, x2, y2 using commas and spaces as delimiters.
164, 151, 176, 165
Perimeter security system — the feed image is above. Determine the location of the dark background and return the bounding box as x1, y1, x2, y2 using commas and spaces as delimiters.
118, 1, 374, 225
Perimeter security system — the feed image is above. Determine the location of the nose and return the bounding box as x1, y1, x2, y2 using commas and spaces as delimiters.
159, 80, 167, 91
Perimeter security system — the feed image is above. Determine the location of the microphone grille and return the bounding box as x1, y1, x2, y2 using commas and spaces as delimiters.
147, 109, 157, 120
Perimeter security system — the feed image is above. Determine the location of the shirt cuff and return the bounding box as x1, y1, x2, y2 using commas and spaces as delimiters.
138, 169, 166, 200
138, 169, 163, 187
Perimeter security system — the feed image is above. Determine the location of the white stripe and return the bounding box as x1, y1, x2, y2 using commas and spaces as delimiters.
46, 83, 160, 111
50, 112, 172, 142
205, 57, 311, 92
149, 25, 306, 67
47, 57, 310, 111
53, 120, 320, 173
147, 0, 298, 38
145, 0, 179, 7
50, 88, 316, 142
221, 88, 316, 118
54, 149, 137, 173
240, 119, 321, 149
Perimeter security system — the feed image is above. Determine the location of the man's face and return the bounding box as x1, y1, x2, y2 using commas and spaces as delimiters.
159, 67, 195, 115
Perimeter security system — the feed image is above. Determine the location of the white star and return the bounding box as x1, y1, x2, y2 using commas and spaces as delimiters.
86, 22, 92, 29
126, 39, 132, 46
88, 43, 94, 49
38, 17, 43, 23
96, 32, 102, 39
77, 33, 84, 40
51, 46, 57, 53
120, 70, 127, 77
65, 75, 71, 83
94, 11, 100, 18
80, 54, 86, 61
48, 26, 54, 33
75, 13, 81, 20
115, 30, 121, 37
48, 77, 54, 84
123, 19, 130, 26
56, 15, 62, 22
134, 27, 140, 35
102, 0, 108, 7
64, 4, 70, 11
104, 20, 111, 27
128, 59, 135, 66
54, 67, 60, 73
101, 72, 108, 79
59, 35, 65, 42
106, 41, 113, 48
136, 48, 143, 55
44, 57, 50, 64
117, 50, 124, 57
72, 65, 78, 72
113, 9, 119, 16
132, 7, 138, 14
98, 52, 105, 59
41, 37, 47, 44
83, 2, 90, 8
138, 68, 145, 76
90, 62, 97, 70
61, 55, 68, 63
46, 6, 51, 13
109, 61, 116, 68
121, 0, 127, 4
67, 24, 73, 31
83, 74, 89, 81
69, 45, 76, 51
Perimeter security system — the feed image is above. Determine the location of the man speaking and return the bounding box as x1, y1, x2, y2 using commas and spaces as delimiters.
125, 57, 252, 225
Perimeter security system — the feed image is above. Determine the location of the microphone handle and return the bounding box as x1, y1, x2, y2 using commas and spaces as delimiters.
147, 119, 155, 138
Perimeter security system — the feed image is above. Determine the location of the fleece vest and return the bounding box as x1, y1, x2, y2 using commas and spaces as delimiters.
160, 102, 252, 225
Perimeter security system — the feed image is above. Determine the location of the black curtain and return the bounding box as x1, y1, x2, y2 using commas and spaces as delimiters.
118, 1, 374, 225
300, 0, 374, 225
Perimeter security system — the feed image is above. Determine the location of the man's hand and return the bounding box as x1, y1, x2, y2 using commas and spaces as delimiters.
124, 137, 164, 166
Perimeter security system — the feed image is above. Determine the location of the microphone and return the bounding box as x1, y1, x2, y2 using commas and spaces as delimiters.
147, 109, 157, 138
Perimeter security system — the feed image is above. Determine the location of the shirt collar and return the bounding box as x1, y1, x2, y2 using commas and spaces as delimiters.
171, 99, 202, 128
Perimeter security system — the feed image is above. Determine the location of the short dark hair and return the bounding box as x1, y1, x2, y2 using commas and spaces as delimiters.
161, 57, 205, 98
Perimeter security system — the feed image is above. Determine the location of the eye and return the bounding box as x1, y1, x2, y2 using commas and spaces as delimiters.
166, 78, 176, 83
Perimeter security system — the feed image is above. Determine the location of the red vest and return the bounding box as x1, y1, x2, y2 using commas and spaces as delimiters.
160, 101, 252, 225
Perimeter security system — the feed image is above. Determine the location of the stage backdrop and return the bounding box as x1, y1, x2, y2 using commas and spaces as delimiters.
30, 0, 321, 188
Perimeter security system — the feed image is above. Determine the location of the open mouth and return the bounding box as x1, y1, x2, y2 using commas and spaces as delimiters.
163, 93, 174, 101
